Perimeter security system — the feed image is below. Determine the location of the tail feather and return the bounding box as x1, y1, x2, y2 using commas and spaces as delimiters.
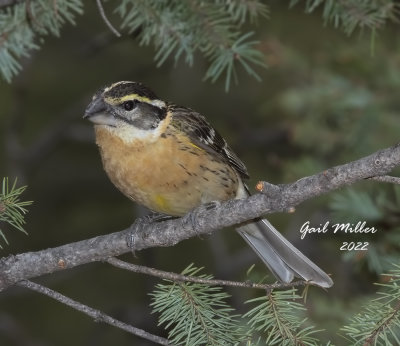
236, 218, 333, 288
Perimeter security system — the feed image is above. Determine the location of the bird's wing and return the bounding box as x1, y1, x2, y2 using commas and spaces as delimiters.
169, 104, 249, 179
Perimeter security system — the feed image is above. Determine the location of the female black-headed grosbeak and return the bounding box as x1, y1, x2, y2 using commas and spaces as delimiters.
84, 81, 333, 288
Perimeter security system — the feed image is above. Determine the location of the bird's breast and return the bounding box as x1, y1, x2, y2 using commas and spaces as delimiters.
94, 125, 239, 216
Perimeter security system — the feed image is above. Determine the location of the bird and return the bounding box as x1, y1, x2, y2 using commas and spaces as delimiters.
83, 81, 333, 288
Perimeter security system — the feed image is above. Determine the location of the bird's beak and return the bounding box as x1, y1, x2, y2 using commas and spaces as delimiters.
83, 98, 118, 127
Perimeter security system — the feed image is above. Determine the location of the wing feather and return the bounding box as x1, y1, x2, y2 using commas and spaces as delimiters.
169, 104, 249, 179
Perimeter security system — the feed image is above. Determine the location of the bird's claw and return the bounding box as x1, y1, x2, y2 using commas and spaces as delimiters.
126, 212, 177, 254
186, 201, 220, 237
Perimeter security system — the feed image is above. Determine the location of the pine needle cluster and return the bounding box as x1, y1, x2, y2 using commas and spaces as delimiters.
0, 177, 32, 248
244, 288, 321, 345
0, 0, 83, 82
150, 264, 321, 345
341, 264, 400, 345
290, 0, 399, 36
150, 264, 246, 345
114, 0, 269, 91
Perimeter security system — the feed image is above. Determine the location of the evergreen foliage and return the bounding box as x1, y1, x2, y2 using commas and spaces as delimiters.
0, 177, 32, 248
0, 0, 83, 82
150, 264, 400, 345
150, 264, 321, 345
290, 0, 399, 36
115, 0, 268, 91
150, 264, 246, 345
0, 0, 268, 88
1, 0, 399, 87
341, 265, 400, 345
244, 288, 321, 345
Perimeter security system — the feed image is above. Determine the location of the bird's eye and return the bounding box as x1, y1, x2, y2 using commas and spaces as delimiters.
123, 100, 136, 111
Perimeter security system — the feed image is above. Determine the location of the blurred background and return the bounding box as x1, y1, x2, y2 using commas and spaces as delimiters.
1, 1, 400, 345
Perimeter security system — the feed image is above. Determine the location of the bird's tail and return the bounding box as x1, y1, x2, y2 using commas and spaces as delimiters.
235, 186, 333, 288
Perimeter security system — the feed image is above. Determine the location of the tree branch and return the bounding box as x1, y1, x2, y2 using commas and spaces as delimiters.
0, 143, 399, 291
368, 175, 400, 185
106, 257, 313, 290
17, 280, 170, 345
95, 0, 121, 37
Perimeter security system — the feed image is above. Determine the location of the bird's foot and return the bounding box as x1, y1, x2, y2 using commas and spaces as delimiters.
126, 212, 178, 254
186, 201, 220, 238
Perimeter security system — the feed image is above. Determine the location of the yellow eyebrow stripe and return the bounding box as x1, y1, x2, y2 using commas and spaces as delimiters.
104, 94, 166, 108
105, 94, 151, 104
120, 94, 152, 103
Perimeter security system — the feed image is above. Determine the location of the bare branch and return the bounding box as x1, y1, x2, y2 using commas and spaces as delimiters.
17, 280, 170, 345
368, 175, 400, 184
106, 257, 315, 290
0, 143, 399, 291
95, 0, 121, 37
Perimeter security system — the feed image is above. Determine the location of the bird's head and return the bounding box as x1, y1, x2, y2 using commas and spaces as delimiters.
84, 81, 167, 132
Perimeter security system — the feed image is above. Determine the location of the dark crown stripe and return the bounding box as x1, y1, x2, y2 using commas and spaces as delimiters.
104, 82, 159, 100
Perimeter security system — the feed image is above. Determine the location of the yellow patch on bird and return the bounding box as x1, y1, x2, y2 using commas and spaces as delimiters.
153, 194, 170, 213
188, 142, 204, 151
